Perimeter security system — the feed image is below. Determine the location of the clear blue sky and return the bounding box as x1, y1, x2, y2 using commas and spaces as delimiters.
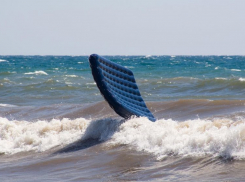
0, 0, 244, 55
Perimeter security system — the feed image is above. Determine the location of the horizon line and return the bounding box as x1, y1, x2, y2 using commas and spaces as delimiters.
1, 54, 245, 57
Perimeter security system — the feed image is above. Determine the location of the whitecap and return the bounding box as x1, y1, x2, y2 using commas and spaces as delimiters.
0, 117, 89, 154
0, 103, 17, 107
65, 82, 73, 85
109, 117, 245, 160
86, 82, 96, 85
215, 77, 227, 80
24, 71, 48, 75
124, 66, 135, 69
0, 59, 7, 62
3, 116, 245, 160
0, 117, 122, 155
231, 69, 241, 72
65, 75, 78, 78
239, 78, 245, 82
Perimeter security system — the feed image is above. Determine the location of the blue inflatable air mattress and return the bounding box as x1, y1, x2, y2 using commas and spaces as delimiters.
89, 54, 156, 122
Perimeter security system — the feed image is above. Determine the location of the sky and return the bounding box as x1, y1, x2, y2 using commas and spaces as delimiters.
0, 0, 245, 55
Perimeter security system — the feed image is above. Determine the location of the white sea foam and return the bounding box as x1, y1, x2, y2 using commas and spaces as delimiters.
0, 104, 17, 107
1, 117, 245, 160
0, 117, 89, 154
65, 75, 78, 78
65, 82, 73, 85
215, 77, 228, 80
86, 82, 96, 85
24, 71, 48, 75
231, 69, 241, 72
0, 59, 7, 62
109, 117, 245, 160
239, 78, 245, 82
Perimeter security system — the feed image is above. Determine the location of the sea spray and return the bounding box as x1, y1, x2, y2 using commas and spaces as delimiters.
0, 117, 122, 155
110, 117, 245, 160
0, 117, 88, 154
1, 115, 245, 159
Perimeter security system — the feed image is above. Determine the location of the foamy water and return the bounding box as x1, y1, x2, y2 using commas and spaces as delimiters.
0, 117, 88, 154
111, 117, 245, 160
239, 78, 245, 82
0, 59, 7, 62
2, 116, 245, 161
1, 55, 245, 181
24, 71, 48, 75
0, 103, 17, 107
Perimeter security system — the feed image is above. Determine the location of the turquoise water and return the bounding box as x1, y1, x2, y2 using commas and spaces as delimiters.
1, 55, 245, 106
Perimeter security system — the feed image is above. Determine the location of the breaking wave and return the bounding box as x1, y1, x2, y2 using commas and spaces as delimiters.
0, 117, 88, 154
24, 71, 48, 75
1, 116, 245, 160
0, 59, 7, 62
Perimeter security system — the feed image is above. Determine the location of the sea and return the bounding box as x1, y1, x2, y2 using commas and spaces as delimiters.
0, 55, 245, 181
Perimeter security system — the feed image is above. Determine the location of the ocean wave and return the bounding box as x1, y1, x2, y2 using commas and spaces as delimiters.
0, 103, 17, 107
65, 75, 78, 78
196, 78, 245, 89
0, 59, 8, 62
24, 71, 48, 75
110, 117, 245, 160
231, 69, 241, 72
0, 71, 13, 76
0, 117, 89, 154
86, 82, 96, 85
1, 115, 245, 160
215, 77, 228, 80
139, 77, 245, 88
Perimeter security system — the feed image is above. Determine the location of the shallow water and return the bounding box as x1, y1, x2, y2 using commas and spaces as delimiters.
1, 55, 245, 181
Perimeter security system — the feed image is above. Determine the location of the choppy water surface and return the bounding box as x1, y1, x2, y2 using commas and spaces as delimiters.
0, 55, 245, 181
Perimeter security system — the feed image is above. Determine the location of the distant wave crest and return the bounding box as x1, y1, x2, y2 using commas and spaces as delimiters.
0, 103, 17, 107
0, 59, 7, 62
24, 71, 48, 75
